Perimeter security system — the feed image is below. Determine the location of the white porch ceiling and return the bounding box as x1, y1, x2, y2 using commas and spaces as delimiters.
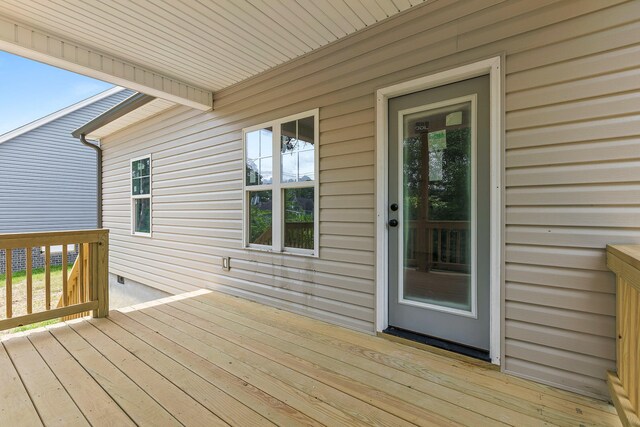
0, 0, 425, 109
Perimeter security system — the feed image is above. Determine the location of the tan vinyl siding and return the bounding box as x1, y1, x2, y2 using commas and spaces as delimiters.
101, 0, 640, 398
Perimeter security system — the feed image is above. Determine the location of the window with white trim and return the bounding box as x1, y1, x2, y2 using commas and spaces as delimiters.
244, 110, 319, 256
131, 155, 152, 236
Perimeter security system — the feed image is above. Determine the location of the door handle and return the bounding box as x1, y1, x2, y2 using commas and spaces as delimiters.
389, 219, 398, 227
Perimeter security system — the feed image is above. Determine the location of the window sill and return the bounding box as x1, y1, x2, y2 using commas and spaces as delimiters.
131, 232, 152, 238
245, 245, 318, 259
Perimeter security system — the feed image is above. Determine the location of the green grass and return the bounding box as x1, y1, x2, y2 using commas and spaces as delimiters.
0, 265, 63, 285
11, 318, 61, 333
1, 265, 65, 335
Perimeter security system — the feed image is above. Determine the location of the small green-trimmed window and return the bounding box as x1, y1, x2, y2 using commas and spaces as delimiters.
131, 155, 152, 236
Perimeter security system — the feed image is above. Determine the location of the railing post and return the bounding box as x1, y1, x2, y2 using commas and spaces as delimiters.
94, 230, 109, 318
606, 245, 640, 427
5, 249, 12, 319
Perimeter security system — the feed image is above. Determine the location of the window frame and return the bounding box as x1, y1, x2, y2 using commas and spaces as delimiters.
242, 109, 319, 257
130, 154, 152, 238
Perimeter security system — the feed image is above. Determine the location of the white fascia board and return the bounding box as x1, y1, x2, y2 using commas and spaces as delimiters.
0, 86, 126, 145
0, 14, 213, 111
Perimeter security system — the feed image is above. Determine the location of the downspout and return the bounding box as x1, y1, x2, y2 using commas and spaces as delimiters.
79, 134, 102, 228
72, 91, 155, 229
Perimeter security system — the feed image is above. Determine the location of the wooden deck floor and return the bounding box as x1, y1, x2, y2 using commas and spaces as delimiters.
0, 289, 620, 426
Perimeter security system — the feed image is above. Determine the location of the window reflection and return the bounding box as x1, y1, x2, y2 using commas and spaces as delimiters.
281, 116, 315, 182
246, 127, 273, 185
284, 188, 314, 249
248, 190, 273, 245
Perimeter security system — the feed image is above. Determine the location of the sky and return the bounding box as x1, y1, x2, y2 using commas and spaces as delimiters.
0, 51, 114, 135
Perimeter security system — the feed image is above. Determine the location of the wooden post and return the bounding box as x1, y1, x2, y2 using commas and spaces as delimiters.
606, 245, 640, 425
96, 231, 109, 318
26, 248, 32, 314
89, 243, 98, 318
5, 249, 12, 319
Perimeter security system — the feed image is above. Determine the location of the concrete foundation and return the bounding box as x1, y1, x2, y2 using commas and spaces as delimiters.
109, 273, 170, 309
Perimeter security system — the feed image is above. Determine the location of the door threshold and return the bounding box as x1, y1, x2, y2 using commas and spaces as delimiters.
380, 326, 495, 368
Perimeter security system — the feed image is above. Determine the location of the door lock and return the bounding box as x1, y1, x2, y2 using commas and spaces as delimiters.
390, 203, 398, 211
389, 219, 398, 227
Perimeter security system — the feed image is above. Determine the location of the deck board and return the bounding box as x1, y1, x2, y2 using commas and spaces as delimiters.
3, 334, 88, 426
26, 330, 135, 427
105, 311, 316, 426
154, 301, 468, 426
0, 341, 42, 426
84, 316, 274, 426
0, 290, 621, 426
172, 294, 550, 425
127, 307, 386, 426
192, 290, 619, 423
165, 297, 513, 426
47, 324, 182, 426
67, 320, 228, 427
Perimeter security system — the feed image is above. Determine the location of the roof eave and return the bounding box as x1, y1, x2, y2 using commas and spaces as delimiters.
72, 92, 155, 139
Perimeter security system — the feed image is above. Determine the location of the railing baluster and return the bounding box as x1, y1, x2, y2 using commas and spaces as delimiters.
84, 247, 90, 303
62, 245, 68, 307
45, 246, 51, 310
26, 248, 32, 314
89, 243, 97, 316
79, 244, 85, 303
5, 249, 12, 318
427, 226, 432, 270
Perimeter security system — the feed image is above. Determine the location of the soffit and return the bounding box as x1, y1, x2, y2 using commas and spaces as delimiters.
86, 98, 177, 140
0, 0, 426, 93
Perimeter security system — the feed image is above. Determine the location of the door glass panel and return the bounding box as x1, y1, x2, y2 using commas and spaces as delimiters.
401, 100, 473, 312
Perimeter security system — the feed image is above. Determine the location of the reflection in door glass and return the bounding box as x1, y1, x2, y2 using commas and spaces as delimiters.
402, 101, 472, 312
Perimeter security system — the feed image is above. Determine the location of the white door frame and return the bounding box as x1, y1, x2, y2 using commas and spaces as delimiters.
375, 56, 503, 365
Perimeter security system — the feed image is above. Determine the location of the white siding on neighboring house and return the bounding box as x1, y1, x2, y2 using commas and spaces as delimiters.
101, 0, 640, 399
0, 88, 134, 233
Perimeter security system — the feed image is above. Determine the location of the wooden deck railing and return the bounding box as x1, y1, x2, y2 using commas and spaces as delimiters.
0, 229, 109, 331
57, 243, 92, 320
284, 221, 314, 249
606, 245, 640, 427
253, 222, 314, 249
406, 220, 469, 273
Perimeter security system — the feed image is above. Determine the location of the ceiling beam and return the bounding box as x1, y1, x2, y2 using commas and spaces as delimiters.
0, 14, 213, 111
